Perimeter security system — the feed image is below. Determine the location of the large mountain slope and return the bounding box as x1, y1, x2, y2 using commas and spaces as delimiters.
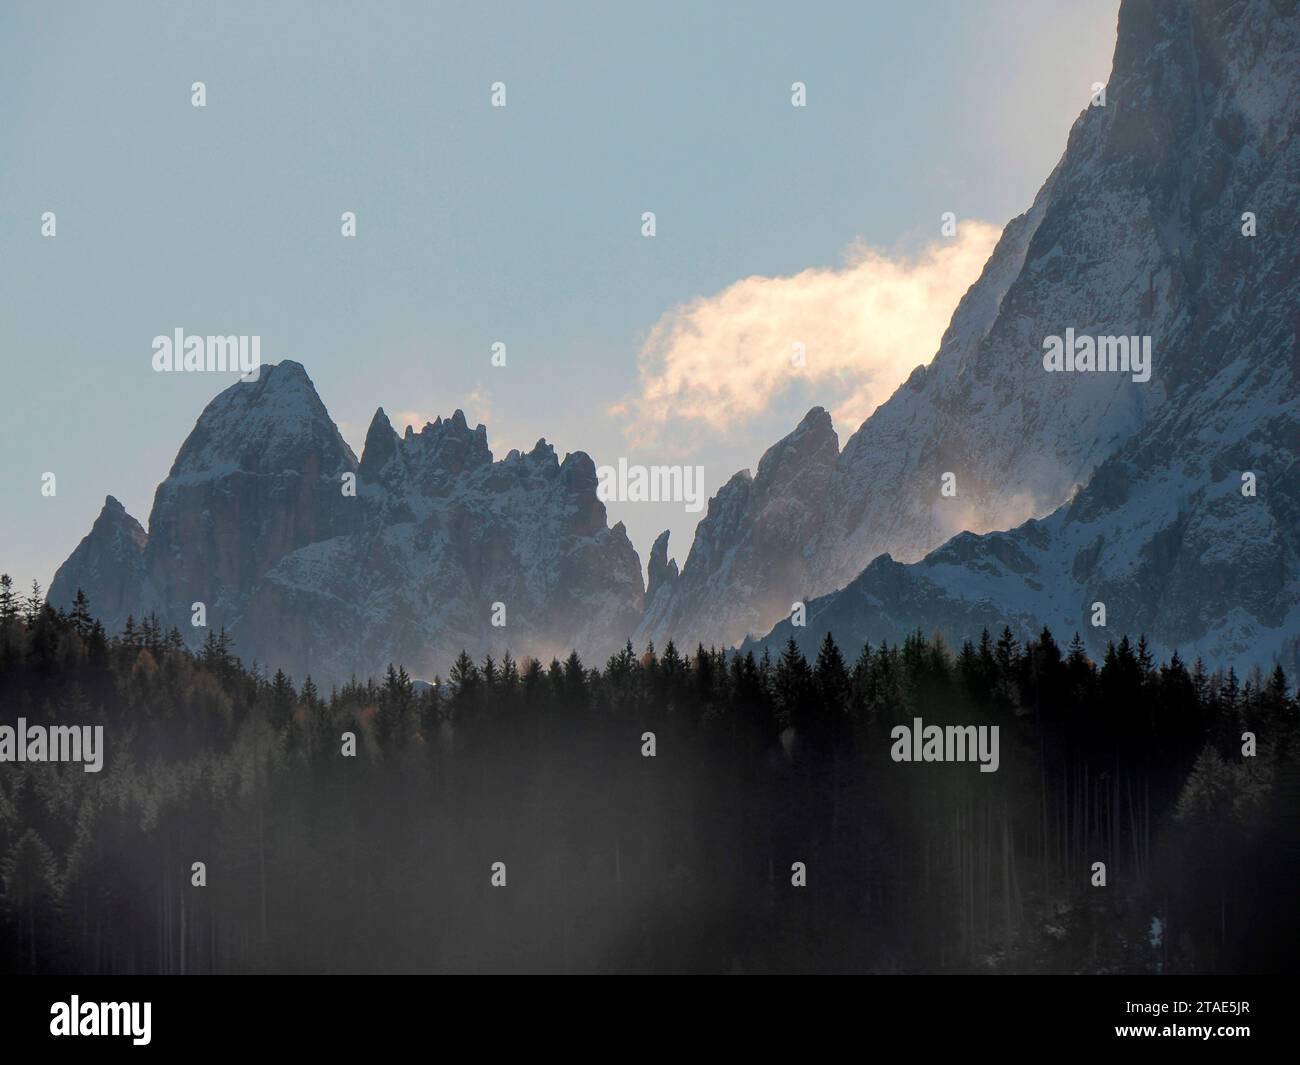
647, 0, 1300, 671
748, 0, 1300, 673
50, 362, 645, 684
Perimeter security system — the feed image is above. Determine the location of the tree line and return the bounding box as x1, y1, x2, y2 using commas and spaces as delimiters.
0, 573, 1295, 973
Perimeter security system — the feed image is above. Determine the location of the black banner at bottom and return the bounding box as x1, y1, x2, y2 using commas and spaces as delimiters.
0, 975, 1287, 1054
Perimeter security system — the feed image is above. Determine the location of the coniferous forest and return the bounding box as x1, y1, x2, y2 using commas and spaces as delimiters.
0, 574, 1296, 974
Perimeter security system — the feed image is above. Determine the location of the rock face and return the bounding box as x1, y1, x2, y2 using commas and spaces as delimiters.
49, 496, 149, 633
654, 0, 1300, 673
643, 530, 678, 607
635, 406, 838, 651
141, 360, 360, 645
746, 0, 1300, 673
50, 362, 645, 684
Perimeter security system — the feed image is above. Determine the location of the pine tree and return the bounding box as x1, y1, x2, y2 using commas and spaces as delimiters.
87, 620, 109, 666
449, 651, 480, 722
661, 640, 682, 683
693, 643, 714, 707
774, 637, 813, 731
993, 626, 1021, 711
0, 573, 17, 626
812, 631, 851, 750
522, 656, 544, 697
994, 626, 1019, 677
563, 650, 587, 710
376, 664, 414, 747
814, 632, 850, 717
70, 589, 93, 638
269, 668, 296, 730
957, 637, 978, 686
142, 613, 162, 654
1066, 631, 1087, 667
23, 580, 43, 626
1137, 634, 1155, 677
499, 651, 520, 693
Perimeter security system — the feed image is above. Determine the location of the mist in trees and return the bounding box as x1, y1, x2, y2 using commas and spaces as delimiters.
1, 575, 1295, 973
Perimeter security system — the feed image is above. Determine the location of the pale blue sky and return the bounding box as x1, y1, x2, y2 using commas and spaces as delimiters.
0, 0, 1120, 595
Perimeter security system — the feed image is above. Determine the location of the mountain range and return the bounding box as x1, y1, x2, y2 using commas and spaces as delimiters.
51, 363, 644, 684
51, 0, 1300, 683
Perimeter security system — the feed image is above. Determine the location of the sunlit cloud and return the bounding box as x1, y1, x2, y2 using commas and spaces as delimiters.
613, 222, 1001, 448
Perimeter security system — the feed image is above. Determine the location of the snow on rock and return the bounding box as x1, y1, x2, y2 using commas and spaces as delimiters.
50, 363, 644, 685
668, 0, 1300, 674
